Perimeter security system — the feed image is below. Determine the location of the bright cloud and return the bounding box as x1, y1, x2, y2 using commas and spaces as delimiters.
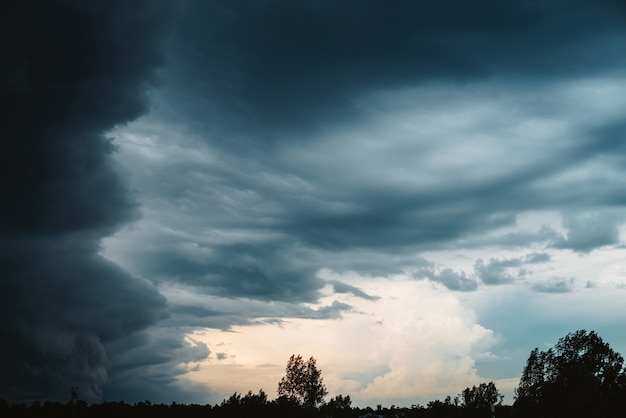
182, 273, 496, 407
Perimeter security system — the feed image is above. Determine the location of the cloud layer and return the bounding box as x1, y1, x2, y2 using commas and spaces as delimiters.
102, 0, 626, 405
5, 0, 626, 407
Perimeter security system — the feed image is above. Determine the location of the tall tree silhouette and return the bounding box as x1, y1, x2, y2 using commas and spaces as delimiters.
277, 355, 327, 408
460, 381, 503, 409
514, 329, 626, 417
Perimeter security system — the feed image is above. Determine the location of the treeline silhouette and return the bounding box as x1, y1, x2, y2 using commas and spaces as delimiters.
0, 397, 513, 418
3, 329, 624, 418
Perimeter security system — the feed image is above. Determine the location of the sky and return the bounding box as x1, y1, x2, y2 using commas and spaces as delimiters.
2, 0, 626, 408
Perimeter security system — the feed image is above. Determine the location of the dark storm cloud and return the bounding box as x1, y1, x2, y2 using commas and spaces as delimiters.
279, 189, 519, 251
165, 0, 626, 138
129, 241, 325, 303
102, 329, 217, 404
1, 0, 180, 404
148, 0, 626, 269
116, 0, 626, 315
82, 0, 626, 403
163, 287, 355, 331
102, 0, 626, 325
0, 0, 178, 235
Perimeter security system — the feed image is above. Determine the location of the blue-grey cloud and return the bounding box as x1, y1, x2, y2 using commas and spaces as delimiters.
328, 280, 380, 301
126, 241, 325, 303
524, 253, 551, 264
164, 0, 626, 138
412, 266, 479, 292
313, 300, 354, 320
474, 258, 524, 285
554, 210, 623, 253
531, 277, 575, 294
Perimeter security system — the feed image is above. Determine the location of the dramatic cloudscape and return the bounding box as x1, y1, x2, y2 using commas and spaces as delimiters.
3, 0, 626, 408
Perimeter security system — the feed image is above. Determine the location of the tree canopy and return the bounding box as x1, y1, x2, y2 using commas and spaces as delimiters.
514, 329, 626, 417
459, 381, 503, 409
277, 354, 328, 408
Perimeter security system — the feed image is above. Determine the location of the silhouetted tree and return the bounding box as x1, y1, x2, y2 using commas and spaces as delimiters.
241, 389, 268, 407
221, 392, 242, 407
514, 329, 626, 417
277, 354, 328, 408
425, 399, 459, 418
457, 382, 502, 418
218, 389, 271, 417
322, 394, 352, 417
459, 381, 503, 409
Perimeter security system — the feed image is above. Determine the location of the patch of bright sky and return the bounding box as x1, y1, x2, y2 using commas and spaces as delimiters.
181, 274, 500, 408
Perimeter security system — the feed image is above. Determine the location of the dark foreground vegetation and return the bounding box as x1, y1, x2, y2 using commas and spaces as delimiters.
3, 330, 625, 418
0, 398, 513, 418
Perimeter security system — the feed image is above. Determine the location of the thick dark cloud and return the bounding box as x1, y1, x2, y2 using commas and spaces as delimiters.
125, 241, 325, 303
0, 0, 179, 404
0, 238, 168, 402
0, 0, 176, 234
164, 0, 626, 138
163, 290, 354, 331
102, 329, 216, 404
279, 189, 520, 251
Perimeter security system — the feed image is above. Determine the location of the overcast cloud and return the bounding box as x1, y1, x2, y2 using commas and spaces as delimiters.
3, 0, 626, 407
